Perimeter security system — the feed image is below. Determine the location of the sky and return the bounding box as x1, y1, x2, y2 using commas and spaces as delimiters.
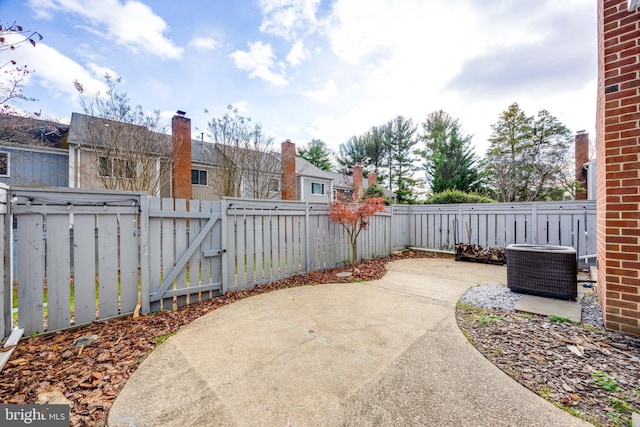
1, 0, 597, 159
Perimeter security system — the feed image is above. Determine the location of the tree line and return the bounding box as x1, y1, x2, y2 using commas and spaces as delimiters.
298, 105, 576, 204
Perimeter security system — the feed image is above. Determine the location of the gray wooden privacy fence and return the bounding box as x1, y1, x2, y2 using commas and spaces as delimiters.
391, 201, 597, 261
2, 186, 596, 339
4, 189, 393, 337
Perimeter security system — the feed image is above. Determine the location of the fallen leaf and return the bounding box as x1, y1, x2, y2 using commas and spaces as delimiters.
8, 358, 29, 366
133, 302, 141, 319
567, 345, 583, 357
9, 395, 26, 404
529, 352, 546, 362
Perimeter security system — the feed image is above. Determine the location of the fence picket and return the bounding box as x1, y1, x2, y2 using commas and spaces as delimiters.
17, 215, 45, 334
45, 214, 71, 331
246, 214, 255, 284
73, 215, 96, 325
210, 201, 222, 294
149, 197, 162, 313
174, 199, 188, 307
188, 200, 202, 290
160, 198, 175, 310
200, 200, 215, 294
98, 215, 119, 319
254, 214, 264, 282
119, 213, 139, 313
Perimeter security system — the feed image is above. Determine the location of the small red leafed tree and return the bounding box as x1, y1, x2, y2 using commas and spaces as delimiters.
328, 196, 386, 270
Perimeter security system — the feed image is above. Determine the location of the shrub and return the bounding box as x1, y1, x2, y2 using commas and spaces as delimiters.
363, 183, 392, 205
424, 189, 495, 204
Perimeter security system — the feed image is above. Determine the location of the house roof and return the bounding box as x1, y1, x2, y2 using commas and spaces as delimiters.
0, 114, 69, 148
295, 157, 333, 180
67, 112, 171, 155
191, 139, 223, 165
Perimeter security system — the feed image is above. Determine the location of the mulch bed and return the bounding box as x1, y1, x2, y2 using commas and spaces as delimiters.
0, 251, 433, 427
456, 307, 640, 427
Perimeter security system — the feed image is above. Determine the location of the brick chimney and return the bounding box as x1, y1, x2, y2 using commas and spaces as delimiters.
352, 164, 363, 201
574, 131, 589, 200
172, 110, 192, 199
281, 139, 296, 200
368, 171, 377, 186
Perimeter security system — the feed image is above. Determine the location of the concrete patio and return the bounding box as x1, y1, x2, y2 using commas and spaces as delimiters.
108, 257, 590, 427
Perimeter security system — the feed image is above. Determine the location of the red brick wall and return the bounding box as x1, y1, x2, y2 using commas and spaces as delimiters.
281, 140, 296, 200
575, 131, 590, 200
597, 0, 640, 335
172, 112, 192, 200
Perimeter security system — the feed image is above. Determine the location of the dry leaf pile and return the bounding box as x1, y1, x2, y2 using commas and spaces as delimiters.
456, 308, 640, 427
0, 251, 432, 427
454, 243, 506, 265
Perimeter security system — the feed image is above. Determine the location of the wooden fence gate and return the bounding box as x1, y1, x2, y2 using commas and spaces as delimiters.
145, 198, 225, 313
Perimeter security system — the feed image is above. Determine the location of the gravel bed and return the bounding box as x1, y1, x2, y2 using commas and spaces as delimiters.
459, 284, 521, 311
460, 283, 605, 327
580, 291, 605, 328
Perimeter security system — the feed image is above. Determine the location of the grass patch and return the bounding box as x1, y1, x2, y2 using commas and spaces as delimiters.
547, 314, 577, 324
488, 348, 503, 356
518, 312, 535, 319
472, 314, 504, 326
609, 397, 631, 413
150, 332, 176, 346
538, 385, 552, 399
580, 323, 603, 333
554, 403, 582, 419
591, 370, 619, 392
461, 329, 474, 345
455, 301, 486, 315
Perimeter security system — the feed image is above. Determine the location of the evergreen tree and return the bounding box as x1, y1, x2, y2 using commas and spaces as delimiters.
362, 124, 390, 183
483, 103, 573, 202
419, 110, 480, 194
385, 116, 419, 204
297, 139, 333, 171
336, 135, 369, 174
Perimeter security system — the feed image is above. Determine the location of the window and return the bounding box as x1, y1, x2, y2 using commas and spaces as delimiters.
192, 169, 207, 185
114, 158, 137, 179
99, 156, 112, 177
268, 178, 279, 192
99, 156, 136, 179
0, 152, 8, 176
311, 182, 325, 195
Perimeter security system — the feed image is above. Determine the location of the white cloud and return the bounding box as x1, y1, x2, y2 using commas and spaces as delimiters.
1, 34, 108, 104
306, 0, 596, 156
27, 0, 183, 59
86, 63, 120, 81
286, 40, 309, 66
299, 80, 337, 102
258, 0, 321, 40
230, 41, 288, 87
27, 0, 57, 19
231, 101, 250, 114
188, 36, 220, 51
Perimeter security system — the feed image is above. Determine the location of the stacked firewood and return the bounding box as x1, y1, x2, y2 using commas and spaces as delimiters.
455, 243, 506, 265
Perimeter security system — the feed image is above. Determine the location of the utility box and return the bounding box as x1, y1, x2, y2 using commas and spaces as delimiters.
506, 244, 577, 300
